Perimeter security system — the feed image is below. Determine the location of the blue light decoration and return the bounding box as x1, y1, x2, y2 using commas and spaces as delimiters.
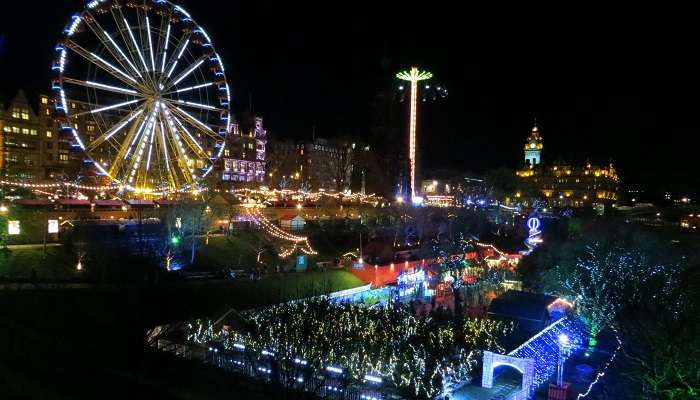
523, 216, 542, 254
396, 269, 425, 297
507, 317, 586, 392
296, 255, 307, 272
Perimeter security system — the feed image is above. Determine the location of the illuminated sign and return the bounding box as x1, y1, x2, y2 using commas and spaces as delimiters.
48, 219, 59, 234
8, 220, 20, 235
524, 216, 543, 254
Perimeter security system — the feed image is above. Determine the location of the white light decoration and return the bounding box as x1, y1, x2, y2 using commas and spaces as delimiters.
54, 0, 229, 194
246, 208, 317, 257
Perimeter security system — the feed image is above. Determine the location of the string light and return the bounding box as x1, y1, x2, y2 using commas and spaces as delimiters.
576, 329, 622, 399
246, 208, 317, 257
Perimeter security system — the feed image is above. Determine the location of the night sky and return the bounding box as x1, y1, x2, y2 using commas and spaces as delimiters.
1, 1, 699, 195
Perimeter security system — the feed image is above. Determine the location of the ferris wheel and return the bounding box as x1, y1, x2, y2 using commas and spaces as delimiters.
52, 0, 230, 194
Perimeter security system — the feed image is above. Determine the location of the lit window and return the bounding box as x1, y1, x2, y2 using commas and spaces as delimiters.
46, 130, 53, 138
73, 123, 79, 130
59, 154, 68, 161
2, 126, 10, 133
224, 149, 230, 156
12, 127, 20, 133
45, 109, 51, 116
87, 125, 95, 132
71, 103, 76, 109
21, 109, 29, 120
30, 129, 37, 136
22, 128, 30, 135
11, 108, 21, 119
41, 97, 48, 104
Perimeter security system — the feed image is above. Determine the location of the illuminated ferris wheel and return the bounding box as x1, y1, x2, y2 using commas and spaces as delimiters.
52, 0, 230, 194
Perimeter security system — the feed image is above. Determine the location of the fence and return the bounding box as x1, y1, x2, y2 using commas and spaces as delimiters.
154, 337, 401, 400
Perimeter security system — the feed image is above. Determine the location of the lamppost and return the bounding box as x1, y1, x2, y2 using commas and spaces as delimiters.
557, 334, 571, 387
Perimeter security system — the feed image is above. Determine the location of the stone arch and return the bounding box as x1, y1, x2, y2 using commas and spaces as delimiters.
482, 351, 535, 400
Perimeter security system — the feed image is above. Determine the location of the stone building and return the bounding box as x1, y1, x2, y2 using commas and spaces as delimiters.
515, 123, 620, 209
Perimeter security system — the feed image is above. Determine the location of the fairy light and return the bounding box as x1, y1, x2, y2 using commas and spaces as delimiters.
576, 330, 622, 399
183, 299, 514, 399
246, 208, 317, 257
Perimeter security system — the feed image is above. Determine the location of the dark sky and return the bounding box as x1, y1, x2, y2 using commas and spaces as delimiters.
1, 1, 699, 195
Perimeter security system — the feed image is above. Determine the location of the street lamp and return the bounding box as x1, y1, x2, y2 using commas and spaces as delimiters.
557, 334, 571, 387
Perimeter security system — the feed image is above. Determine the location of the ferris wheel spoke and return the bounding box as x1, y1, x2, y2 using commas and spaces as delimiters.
111, 8, 152, 87
62, 77, 140, 96
159, 107, 197, 184
163, 107, 209, 159
125, 111, 157, 186
154, 116, 177, 189
108, 112, 149, 178
145, 16, 157, 73
170, 105, 219, 138
161, 33, 191, 84
163, 82, 214, 96
123, 17, 149, 73
64, 40, 142, 90
82, 11, 143, 80
110, 8, 147, 79
165, 55, 207, 90
102, 29, 144, 80
71, 99, 141, 118
160, 22, 172, 74
145, 120, 157, 172
167, 99, 226, 113
85, 107, 146, 152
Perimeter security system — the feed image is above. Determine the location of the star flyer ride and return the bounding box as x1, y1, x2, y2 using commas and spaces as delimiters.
53, 0, 230, 196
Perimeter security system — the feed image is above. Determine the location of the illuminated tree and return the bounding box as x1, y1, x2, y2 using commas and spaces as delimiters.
187, 299, 512, 399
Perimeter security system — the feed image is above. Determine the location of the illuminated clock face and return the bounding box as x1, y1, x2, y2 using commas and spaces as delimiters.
530, 143, 536, 149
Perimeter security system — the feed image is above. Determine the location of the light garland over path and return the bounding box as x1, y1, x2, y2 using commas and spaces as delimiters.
245, 207, 317, 258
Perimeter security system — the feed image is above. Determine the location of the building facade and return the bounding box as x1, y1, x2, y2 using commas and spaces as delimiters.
266, 137, 370, 192
515, 124, 620, 208
218, 115, 267, 189
0, 90, 79, 182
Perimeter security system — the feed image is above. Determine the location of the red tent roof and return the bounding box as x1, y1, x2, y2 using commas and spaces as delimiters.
94, 199, 125, 207
127, 199, 155, 206
14, 199, 54, 206
154, 199, 177, 205
57, 199, 91, 206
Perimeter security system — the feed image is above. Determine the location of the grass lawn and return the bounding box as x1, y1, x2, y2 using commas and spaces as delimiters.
157, 270, 365, 312
192, 234, 261, 271
0, 246, 78, 280
193, 232, 352, 271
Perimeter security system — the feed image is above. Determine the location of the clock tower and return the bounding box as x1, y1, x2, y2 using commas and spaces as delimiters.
524, 122, 543, 166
